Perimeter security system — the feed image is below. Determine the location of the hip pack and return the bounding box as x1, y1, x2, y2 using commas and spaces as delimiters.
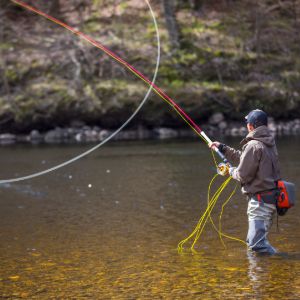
276, 180, 296, 216
253, 180, 296, 216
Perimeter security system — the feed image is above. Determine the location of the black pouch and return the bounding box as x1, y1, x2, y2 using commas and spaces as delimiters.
256, 189, 279, 205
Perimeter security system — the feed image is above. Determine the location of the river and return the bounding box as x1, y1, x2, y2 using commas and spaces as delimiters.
0, 138, 299, 299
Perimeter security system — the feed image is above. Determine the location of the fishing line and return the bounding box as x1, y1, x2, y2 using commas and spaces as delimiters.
210, 150, 246, 247
178, 174, 246, 253
0, 0, 160, 184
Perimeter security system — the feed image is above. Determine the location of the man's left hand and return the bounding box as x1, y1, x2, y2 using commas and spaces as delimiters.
229, 167, 236, 176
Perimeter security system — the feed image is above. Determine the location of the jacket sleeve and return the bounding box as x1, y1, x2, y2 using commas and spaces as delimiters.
231, 143, 261, 184
223, 146, 242, 165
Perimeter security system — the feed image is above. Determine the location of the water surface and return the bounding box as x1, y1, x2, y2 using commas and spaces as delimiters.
0, 138, 299, 299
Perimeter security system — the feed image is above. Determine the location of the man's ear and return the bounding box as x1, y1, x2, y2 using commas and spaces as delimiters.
247, 123, 255, 132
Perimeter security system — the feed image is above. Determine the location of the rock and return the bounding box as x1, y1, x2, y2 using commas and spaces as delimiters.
30, 130, 43, 141
137, 126, 153, 140
294, 119, 300, 125
17, 135, 31, 143
44, 128, 70, 143
292, 124, 300, 134
155, 128, 178, 139
116, 130, 138, 140
83, 129, 99, 142
230, 128, 240, 137
178, 129, 194, 138
218, 121, 227, 130
75, 133, 85, 142
282, 124, 291, 135
209, 113, 224, 125
99, 130, 111, 141
83, 126, 91, 131
92, 126, 101, 132
268, 122, 277, 133
239, 127, 248, 136
0, 133, 16, 144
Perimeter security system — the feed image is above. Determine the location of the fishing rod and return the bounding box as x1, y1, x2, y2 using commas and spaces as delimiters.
10, 0, 229, 174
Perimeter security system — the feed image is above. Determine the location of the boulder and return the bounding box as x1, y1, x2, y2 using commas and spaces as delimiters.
0, 133, 16, 144
30, 130, 43, 141
155, 128, 178, 139
209, 113, 224, 125
218, 121, 227, 130
99, 130, 111, 141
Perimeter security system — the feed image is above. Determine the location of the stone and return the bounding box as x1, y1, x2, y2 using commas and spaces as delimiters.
155, 128, 178, 139
137, 127, 153, 140
218, 121, 227, 130
230, 128, 240, 137
75, 133, 85, 142
239, 127, 248, 136
209, 113, 224, 125
116, 130, 138, 140
84, 129, 99, 142
44, 128, 70, 143
268, 122, 277, 132
30, 130, 43, 141
294, 119, 300, 125
99, 130, 111, 141
0, 133, 16, 140
0, 133, 16, 144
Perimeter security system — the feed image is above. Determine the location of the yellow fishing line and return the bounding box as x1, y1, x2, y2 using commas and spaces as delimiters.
178, 175, 230, 253
190, 176, 232, 251
178, 173, 247, 253
218, 186, 247, 246
211, 149, 218, 168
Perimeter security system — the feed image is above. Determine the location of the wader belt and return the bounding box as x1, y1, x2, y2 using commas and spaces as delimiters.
247, 189, 279, 205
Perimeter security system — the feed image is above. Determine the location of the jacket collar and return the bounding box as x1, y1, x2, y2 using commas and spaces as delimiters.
240, 125, 271, 145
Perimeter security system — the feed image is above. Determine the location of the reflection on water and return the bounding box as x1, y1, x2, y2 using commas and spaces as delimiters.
0, 138, 299, 298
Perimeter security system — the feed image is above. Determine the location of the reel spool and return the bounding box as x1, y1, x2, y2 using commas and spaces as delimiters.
217, 162, 230, 176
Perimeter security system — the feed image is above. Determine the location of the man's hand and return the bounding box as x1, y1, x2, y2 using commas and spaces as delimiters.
208, 141, 221, 150
229, 167, 236, 176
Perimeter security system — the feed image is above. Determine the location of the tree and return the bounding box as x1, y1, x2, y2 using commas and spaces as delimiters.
162, 0, 182, 50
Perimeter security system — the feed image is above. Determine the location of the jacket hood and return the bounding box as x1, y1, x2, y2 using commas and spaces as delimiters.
242, 125, 275, 147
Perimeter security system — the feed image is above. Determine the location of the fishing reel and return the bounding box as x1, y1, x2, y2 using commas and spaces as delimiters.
217, 162, 231, 176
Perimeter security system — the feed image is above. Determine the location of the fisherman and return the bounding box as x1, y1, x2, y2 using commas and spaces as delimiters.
210, 109, 281, 254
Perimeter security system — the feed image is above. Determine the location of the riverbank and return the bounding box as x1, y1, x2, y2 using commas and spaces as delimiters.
1, 115, 299, 145
2, 1, 299, 135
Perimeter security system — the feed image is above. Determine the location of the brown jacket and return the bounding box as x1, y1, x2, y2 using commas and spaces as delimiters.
224, 126, 281, 195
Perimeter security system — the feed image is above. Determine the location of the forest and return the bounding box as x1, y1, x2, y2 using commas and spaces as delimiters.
0, 0, 299, 133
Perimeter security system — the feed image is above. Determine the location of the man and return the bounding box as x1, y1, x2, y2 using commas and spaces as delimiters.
210, 109, 281, 254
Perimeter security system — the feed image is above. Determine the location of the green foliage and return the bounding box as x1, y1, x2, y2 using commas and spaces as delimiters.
1, 0, 299, 132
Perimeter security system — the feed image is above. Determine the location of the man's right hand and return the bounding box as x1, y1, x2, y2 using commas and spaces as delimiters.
208, 141, 221, 150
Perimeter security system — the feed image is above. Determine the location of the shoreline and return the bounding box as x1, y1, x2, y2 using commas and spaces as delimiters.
0, 116, 299, 145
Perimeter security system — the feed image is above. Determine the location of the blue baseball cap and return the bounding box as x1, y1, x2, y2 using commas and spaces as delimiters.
245, 109, 268, 128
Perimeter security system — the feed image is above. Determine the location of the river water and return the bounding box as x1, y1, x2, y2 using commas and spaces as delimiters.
0, 138, 299, 299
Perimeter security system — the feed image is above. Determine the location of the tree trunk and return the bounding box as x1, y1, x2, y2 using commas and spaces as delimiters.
189, 0, 204, 11
49, 0, 60, 18
162, 0, 182, 50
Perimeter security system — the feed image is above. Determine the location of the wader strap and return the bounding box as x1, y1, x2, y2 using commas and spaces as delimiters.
250, 190, 278, 205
